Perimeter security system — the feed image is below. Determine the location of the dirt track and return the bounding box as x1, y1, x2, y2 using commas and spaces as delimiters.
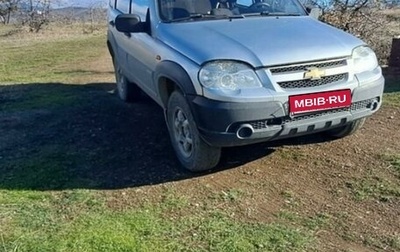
1, 52, 399, 251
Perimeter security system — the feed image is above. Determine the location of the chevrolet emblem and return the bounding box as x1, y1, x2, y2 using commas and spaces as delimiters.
304, 67, 326, 80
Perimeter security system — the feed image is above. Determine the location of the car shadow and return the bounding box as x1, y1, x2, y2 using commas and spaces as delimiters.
0, 82, 353, 191
384, 77, 400, 93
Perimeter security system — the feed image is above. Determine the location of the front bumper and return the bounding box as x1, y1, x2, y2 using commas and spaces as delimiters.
189, 75, 384, 147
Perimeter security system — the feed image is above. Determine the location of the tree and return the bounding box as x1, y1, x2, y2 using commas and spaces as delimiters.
315, 0, 393, 64
83, 1, 107, 33
0, 0, 20, 24
20, 0, 51, 32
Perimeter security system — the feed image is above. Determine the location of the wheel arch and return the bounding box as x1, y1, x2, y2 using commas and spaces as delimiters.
107, 40, 115, 60
107, 30, 118, 62
155, 61, 198, 109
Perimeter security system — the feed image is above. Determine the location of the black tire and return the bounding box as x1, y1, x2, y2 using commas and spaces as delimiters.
326, 118, 366, 138
167, 91, 221, 172
113, 58, 141, 102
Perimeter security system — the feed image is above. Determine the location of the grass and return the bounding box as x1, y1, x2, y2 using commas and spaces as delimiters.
277, 210, 331, 232
362, 235, 400, 251
0, 36, 104, 83
1, 190, 313, 252
0, 25, 106, 84
382, 154, 400, 175
383, 75, 400, 106
346, 152, 400, 201
0, 84, 81, 112
347, 178, 400, 201
1, 144, 88, 190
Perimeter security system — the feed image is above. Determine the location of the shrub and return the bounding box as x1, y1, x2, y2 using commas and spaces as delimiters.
312, 0, 399, 64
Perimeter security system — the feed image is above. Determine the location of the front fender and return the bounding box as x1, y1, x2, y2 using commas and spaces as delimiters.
154, 61, 198, 108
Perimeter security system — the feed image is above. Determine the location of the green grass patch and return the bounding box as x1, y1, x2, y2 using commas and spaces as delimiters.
346, 178, 400, 201
220, 188, 244, 202
383, 93, 400, 107
0, 34, 105, 83
1, 145, 85, 190
303, 213, 331, 231
382, 154, 400, 175
388, 236, 400, 250
1, 193, 313, 252
0, 140, 111, 190
362, 234, 400, 251
277, 210, 330, 232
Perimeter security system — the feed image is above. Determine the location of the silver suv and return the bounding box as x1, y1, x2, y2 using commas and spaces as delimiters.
107, 0, 384, 171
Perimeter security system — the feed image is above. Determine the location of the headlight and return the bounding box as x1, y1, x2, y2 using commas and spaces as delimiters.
199, 61, 262, 91
352, 46, 378, 74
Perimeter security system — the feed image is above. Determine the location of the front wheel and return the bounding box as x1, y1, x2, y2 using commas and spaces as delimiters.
326, 118, 366, 138
167, 91, 221, 172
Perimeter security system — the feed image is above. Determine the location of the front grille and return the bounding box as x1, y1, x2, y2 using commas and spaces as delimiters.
232, 99, 374, 131
284, 99, 374, 124
270, 59, 347, 74
284, 107, 349, 124
277, 73, 348, 89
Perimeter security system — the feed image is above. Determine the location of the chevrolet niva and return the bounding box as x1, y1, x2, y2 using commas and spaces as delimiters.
107, 0, 384, 171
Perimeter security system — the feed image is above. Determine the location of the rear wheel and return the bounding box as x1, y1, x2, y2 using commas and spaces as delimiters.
167, 91, 221, 172
113, 58, 141, 102
326, 118, 366, 138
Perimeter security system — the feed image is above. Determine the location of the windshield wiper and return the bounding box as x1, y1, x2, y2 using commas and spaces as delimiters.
244, 12, 301, 17
169, 13, 216, 22
272, 12, 301, 16
169, 13, 244, 23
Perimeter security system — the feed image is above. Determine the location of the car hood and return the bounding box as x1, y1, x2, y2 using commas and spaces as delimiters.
157, 16, 364, 67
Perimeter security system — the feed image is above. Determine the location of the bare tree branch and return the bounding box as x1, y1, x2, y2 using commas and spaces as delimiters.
0, 0, 20, 24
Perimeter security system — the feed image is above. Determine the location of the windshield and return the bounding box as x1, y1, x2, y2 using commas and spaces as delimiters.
158, 0, 307, 22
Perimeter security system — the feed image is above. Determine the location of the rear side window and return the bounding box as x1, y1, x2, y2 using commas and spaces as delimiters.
131, 0, 149, 20
116, 0, 131, 13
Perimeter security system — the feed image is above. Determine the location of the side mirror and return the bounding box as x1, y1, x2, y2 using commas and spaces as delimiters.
309, 7, 322, 20
115, 14, 145, 33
